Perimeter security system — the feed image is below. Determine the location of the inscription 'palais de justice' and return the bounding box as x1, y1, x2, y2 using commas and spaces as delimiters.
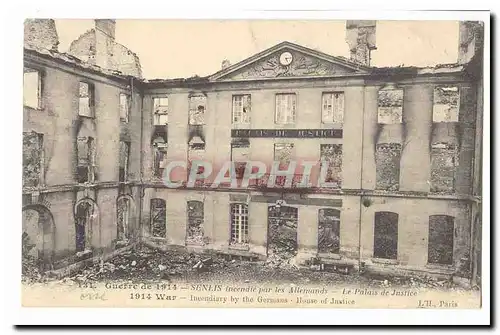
231, 129, 343, 138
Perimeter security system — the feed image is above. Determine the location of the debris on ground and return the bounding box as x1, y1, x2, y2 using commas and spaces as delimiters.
20, 244, 471, 291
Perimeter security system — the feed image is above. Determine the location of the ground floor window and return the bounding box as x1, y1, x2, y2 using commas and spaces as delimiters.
75, 200, 95, 252
428, 215, 454, 265
117, 196, 131, 241
230, 203, 248, 244
186, 200, 204, 245
267, 205, 298, 257
22, 205, 55, 271
150, 198, 166, 238
373, 211, 398, 260
318, 208, 340, 254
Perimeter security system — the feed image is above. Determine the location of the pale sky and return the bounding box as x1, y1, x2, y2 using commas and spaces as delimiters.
55, 20, 460, 79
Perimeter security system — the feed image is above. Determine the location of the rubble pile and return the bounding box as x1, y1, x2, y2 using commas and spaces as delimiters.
364, 273, 458, 290
71, 245, 246, 282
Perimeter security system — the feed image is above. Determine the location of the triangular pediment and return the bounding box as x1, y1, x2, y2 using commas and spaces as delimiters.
210, 41, 369, 81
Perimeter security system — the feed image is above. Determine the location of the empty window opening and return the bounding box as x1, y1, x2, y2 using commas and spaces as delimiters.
150, 198, 166, 238
76, 136, 96, 183
230, 203, 249, 245
189, 95, 206, 125
24, 67, 41, 109
430, 143, 457, 193
153, 139, 168, 179
322, 92, 344, 123
377, 89, 403, 124
119, 141, 130, 182
320, 144, 342, 188
153, 97, 169, 125
186, 201, 204, 245
231, 139, 250, 180
428, 215, 454, 265
275, 93, 296, 124
120, 93, 130, 123
232, 95, 251, 124
22, 206, 55, 270
117, 197, 131, 241
273, 143, 294, 186
433, 86, 460, 122
23, 132, 43, 188
78, 82, 94, 117
318, 208, 340, 254
75, 201, 94, 252
375, 143, 401, 191
267, 205, 298, 258
373, 211, 398, 260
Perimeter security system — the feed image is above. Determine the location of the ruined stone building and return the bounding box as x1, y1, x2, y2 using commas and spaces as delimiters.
22, 19, 484, 283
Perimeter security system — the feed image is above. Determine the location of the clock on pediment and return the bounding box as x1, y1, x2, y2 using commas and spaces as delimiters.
279, 51, 293, 66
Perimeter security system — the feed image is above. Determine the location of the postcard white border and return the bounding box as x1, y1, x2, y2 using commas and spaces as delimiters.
3, 1, 491, 328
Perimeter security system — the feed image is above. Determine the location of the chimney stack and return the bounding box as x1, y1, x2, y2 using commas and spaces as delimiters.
221, 59, 231, 70
95, 19, 116, 70
346, 20, 377, 66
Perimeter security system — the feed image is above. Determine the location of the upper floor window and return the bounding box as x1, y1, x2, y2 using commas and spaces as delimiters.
375, 143, 401, 191
23, 67, 42, 109
119, 141, 130, 182
76, 136, 96, 183
153, 97, 169, 125
433, 86, 460, 122
153, 141, 168, 178
430, 143, 457, 193
232, 95, 251, 124
378, 88, 403, 124
120, 93, 130, 123
22, 132, 44, 188
275, 93, 296, 124
78, 82, 94, 117
322, 92, 344, 123
320, 144, 342, 188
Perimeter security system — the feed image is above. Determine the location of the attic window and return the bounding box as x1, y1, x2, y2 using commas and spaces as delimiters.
275, 94, 296, 124
377, 89, 403, 124
433, 86, 459, 122
23, 67, 42, 109
189, 95, 206, 125
322, 92, 344, 123
232, 95, 251, 124
153, 97, 168, 125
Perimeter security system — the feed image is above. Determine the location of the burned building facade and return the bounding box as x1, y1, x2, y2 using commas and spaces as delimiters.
22, 19, 484, 282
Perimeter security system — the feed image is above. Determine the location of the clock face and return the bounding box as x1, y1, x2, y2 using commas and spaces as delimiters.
279, 52, 293, 66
